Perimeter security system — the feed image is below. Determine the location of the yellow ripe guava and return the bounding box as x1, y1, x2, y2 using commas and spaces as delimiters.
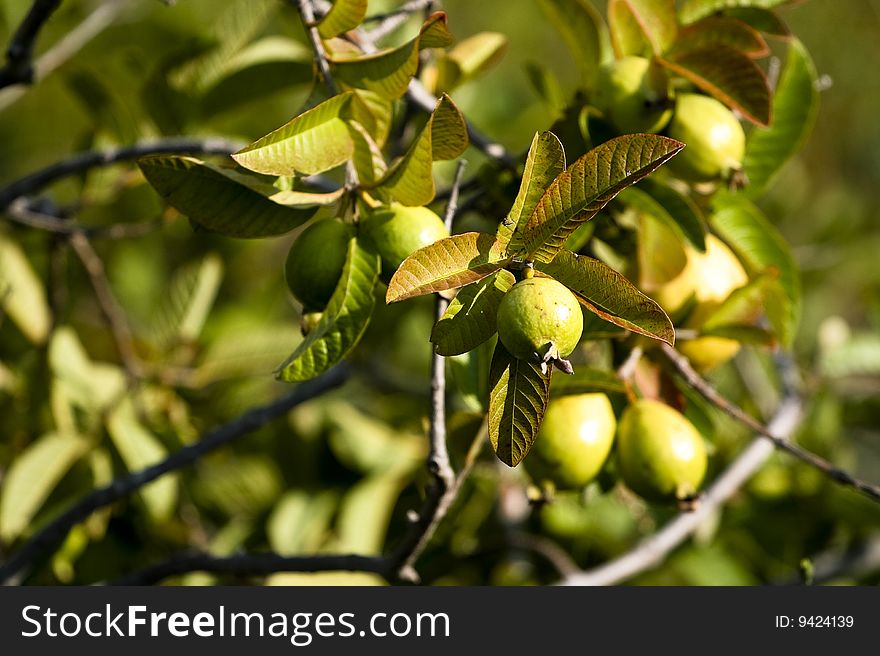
525, 393, 617, 490
666, 93, 745, 183
595, 56, 673, 134
360, 203, 449, 281
496, 277, 583, 364
285, 218, 353, 311
617, 399, 707, 503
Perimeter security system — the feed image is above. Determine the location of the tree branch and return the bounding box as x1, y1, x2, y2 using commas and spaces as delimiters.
559, 392, 805, 586
0, 365, 350, 585
0, 0, 63, 89
0, 138, 243, 210
294, 0, 339, 95
5, 198, 160, 239
661, 344, 880, 503
362, 0, 437, 43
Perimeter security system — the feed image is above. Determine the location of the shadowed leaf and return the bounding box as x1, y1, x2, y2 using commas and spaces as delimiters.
670, 15, 770, 58
618, 177, 707, 251
433, 31, 508, 92
609, 0, 677, 57
679, 0, 793, 26
537, 0, 609, 88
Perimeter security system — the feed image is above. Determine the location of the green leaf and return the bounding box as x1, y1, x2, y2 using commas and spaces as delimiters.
346, 120, 387, 186
488, 342, 552, 467
537, 250, 675, 345
659, 45, 771, 125
49, 327, 126, 413
231, 92, 355, 176
721, 8, 790, 37
431, 270, 516, 356
106, 399, 178, 522
374, 94, 468, 206
743, 39, 818, 197
0, 233, 51, 344
318, 0, 368, 39
670, 15, 769, 58
515, 134, 684, 263
386, 232, 511, 303
524, 61, 567, 112
550, 368, 627, 395
618, 177, 707, 251
448, 337, 496, 412
537, 0, 610, 88
139, 156, 316, 238
700, 272, 779, 345
434, 32, 508, 91
277, 237, 380, 382
679, 0, 793, 26
609, 0, 678, 57
497, 131, 566, 253
330, 12, 454, 100
270, 187, 347, 208
0, 432, 88, 542
710, 195, 800, 346
350, 89, 393, 147
150, 254, 223, 349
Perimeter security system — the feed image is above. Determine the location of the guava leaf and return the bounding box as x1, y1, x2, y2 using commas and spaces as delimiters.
150, 254, 223, 350
346, 120, 387, 186
107, 399, 178, 522
550, 368, 627, 395
270, 187, 347, 208
277, 237, 380, 382
721, 7, 790, 37
0, 233, 51, 345
373, 94, 468, 206
537, 250, 675, 345
386, 232, 511, 303
139, 156, 317, 237
700, 271, 779, 345
433, 32, 508, 92
743, 38, 818, 198
317, 0, 368, 39
516, 134, 684, 263
670, 15, 770, 58
679, 0, 793, 26
537, 0, 609, 89
488, 342, 552, 467
431, 270, 516, 356
658, 45, 771, 125
710, 194, 799, 346
330, 12, 454, 100
618, 177, 707, 251
608, 0, 677, 57
497, 131, 566, 253
524, 61, 567, 112
231, 92, 355, 176
0, 432, 88, 542
350, 89, 393, 147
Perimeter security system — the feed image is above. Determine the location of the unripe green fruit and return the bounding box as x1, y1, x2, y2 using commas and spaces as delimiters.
617, 399, 707, 503
595, 56, 672, 134
360, 203, 449, 281
666, 93, 745, 183
525, 393, 616, 489
496, 277, 583, 363
285, 218, 353, 311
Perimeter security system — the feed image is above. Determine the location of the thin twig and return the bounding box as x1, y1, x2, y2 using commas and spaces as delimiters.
0, 138, 242, 210
362, 0, 436, 43
0, 0, 129, 111
6, 198, 160, 239
661, 344, 880, 503
294, 0, 339, 95
782, 535, 880, 585
560, 392, 804, 586
68, 232, 142, 380
112, 552, 388, 586
0, 365, 349, 585
0, 0, 63, 89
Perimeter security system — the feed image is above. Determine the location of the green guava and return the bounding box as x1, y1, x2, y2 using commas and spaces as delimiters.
285, 218, 353, 311
595, 56, 673, 134
666, 93, 745, 183
360, 203, 449, 281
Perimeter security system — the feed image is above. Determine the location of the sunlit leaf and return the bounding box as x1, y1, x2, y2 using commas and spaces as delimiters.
373, 94, 468, 206
106, 399, 178, 522
538, 250, 675, 345
318, 0, 368, 39
670, 15, 770, 58
515, 134, 684, 263
609, 0, 677, 57
431, 269, 516, 356
270, 187, 347, 208
659, 45, 771, 125
679, 0, 794, 26
347, 120, 387, 186
433, 32, 508, 91
49, 327, 126, 413
710, 194, 799, 346
743, 39, 818, 197
330, 12, 454, 100
139, 156, 316, 237
0, 233, 51, 344
0, 432, 88, 542
350, 90, 393, 147
277, 237, 380, 382
537, 0, 610, 88
497, 131, 566, 253
386, 232, 511, 303
488, 342, 551, 467
618, 178, 707, 251
232, 92, 355, 176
